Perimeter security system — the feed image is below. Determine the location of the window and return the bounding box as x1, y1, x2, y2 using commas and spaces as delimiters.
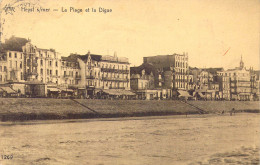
41, 60, 43, 66
64, 71, 66, 76
4, 66, 7, 72
9, 52, 11, 58
0, 66, 2, 72
50, 70, 52, 76
55, 61, 58, 67
20, 62, 22, 69
20, 72, 23, 80
40, 69, 43, 75
47, 69, 49, 75
49, 61, 52, 66
56, 70, 58, 76
15, 53, 17, 58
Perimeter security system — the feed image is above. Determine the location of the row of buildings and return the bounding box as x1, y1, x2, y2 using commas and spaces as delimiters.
0, 36, 259, 100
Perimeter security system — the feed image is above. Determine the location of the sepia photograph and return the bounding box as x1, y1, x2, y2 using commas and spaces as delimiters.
0, 0, 259, 164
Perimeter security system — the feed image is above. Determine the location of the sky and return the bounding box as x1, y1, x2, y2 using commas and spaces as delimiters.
0, 0, 259, 69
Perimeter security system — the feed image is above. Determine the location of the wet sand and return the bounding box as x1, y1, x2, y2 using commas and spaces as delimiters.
0, 113, 259, 165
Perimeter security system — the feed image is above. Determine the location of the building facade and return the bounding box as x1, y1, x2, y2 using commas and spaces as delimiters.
0, 53, 7, 83
218, 56, 253, 101
0, 37, 131, 98
143, 53, 189, 90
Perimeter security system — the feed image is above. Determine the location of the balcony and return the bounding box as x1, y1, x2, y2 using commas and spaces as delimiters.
85, 75, 95, 79
109, 87, 125, 89
102, 77, 129, 82
76, 75, 81, 79
101, 68, 129, 74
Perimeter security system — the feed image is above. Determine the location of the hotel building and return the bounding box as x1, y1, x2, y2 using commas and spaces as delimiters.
143, 53, 189, 90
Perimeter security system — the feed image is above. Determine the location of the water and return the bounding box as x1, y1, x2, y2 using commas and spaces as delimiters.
0, 114, 259, 165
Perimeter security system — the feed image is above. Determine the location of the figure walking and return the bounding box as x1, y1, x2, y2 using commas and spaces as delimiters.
230, 108, 235, 116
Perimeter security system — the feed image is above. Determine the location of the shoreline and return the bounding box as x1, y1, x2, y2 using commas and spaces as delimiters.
1, 113, 259, 126
0, 109, 259, 122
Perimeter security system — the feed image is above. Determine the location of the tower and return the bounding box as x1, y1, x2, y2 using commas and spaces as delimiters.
240, 55, 244, 69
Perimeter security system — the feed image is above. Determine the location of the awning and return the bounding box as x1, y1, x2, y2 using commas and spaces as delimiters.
178, 90, 192, 97
58, 88, 74, 92
102, 89, 136, 96
48, 88, 60, 92
0, 87, 17, 94
122, 90, 136, 96
198, 92, 205, 98
103, 89, 120, 95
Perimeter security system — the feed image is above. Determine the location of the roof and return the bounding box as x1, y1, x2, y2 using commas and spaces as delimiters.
78, 54, 102, 62
62, 54, 79, 63
62, 53, 102, 63
201, 68, 224, 74
130, 63, 157, 75
2, 36, 29, 51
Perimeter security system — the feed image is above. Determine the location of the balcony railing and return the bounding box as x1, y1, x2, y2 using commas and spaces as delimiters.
85, 75, 95, 79
101, 68, 129, 74
102, 77, 129, 82
76, 75, 81, 79
109, 87, 125, 89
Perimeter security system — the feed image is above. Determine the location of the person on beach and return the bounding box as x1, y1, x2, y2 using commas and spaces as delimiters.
230, 108, 235, 116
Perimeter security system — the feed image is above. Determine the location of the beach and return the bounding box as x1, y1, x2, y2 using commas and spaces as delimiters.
0, 113, 259, 165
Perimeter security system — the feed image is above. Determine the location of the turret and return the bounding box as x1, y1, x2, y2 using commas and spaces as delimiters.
240, 55, 244, 69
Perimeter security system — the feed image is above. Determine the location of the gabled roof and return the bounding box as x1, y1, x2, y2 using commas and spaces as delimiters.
130, 63, 158, 75
78, 54, 102, 62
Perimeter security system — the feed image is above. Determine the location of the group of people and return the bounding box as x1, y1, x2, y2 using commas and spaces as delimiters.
221, 108, 236, 116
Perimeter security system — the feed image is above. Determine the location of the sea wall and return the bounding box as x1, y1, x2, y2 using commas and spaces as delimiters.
0, 98, 259, 121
